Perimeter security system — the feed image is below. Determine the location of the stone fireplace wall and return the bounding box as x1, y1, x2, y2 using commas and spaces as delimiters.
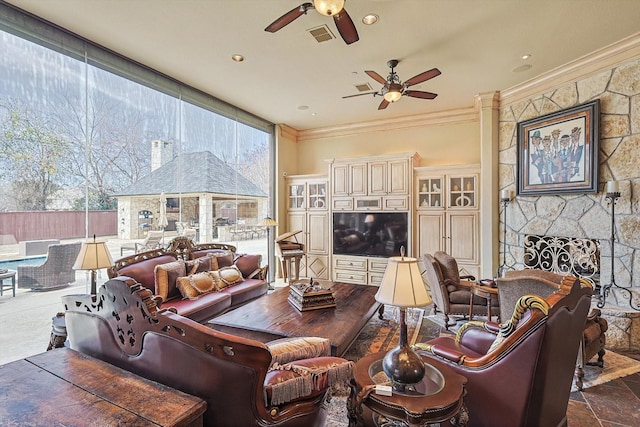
498, 57, 640, 350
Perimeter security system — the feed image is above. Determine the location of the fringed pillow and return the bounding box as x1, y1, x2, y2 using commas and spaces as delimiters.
265, 359, 355, 406
267, 337, 331, 365
176, 272, 217, 300
211, 265, 244, 290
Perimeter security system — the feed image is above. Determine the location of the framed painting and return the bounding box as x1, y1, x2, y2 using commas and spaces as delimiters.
517, 100, 599, 196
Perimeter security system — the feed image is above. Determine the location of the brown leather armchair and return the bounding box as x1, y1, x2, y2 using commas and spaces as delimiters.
422, 251, 499, 329
62, 277, 354, 427
414, 276, 592, 427
500, 269, 607, 390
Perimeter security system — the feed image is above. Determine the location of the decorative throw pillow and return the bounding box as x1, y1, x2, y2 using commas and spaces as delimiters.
185, 255, 218, 275
211, 265, 244, 290
234, 254, 262, 278
154, 260, 186, 302
207, 250, 234, 268
176, 272, 217, 300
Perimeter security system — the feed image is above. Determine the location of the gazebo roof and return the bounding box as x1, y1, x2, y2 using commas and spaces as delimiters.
116, 151, 266, 198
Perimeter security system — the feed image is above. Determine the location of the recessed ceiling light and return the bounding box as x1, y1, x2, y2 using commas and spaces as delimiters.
231, 54, 244, 62
521, 54, 532, 60
311, 112, 317, 116
362, 14, 379, 25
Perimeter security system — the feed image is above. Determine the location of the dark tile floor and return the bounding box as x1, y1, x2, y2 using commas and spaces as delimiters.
567, 352, 640, 426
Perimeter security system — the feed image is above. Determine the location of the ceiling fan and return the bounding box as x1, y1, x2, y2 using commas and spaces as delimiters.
343, 60, 441, 110
265, 0, 359, 45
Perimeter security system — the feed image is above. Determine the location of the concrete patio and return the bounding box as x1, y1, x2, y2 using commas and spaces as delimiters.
0, 235, 272, 366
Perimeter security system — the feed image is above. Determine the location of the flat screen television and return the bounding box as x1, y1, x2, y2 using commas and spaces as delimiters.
333, 212, 408, 258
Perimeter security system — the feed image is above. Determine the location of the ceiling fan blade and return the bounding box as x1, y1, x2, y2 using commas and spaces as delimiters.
333, 9, 359, 44
365, 70, 387, 85
265, 3, 312, 33
342, 91, 378, 99
378, 99, 390, 110
404, 68, 442, 87
404, 90, 438, 99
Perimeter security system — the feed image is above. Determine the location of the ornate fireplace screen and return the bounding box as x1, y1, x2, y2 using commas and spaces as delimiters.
523, 234, 600, 292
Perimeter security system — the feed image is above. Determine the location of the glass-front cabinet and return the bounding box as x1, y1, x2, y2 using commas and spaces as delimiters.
288, 183, 305, 210
448, 175, 477, 208
417, 176, 443, 209
308, 182, 327, 210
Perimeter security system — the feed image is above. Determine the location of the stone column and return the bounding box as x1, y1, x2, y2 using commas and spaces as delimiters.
475, 91, 500, 278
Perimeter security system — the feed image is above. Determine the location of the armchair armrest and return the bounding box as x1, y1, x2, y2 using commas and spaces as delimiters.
413, 342, 466, 364
266, 337, 330, 365
455, 320, 500, 354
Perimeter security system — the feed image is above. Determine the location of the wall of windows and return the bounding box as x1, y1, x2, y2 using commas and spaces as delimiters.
0, 3, 274, 265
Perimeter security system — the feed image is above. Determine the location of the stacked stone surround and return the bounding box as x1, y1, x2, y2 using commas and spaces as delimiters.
498, 57, 640, 351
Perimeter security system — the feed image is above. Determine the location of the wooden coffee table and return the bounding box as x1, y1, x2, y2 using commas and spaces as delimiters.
208, 281, 383, 356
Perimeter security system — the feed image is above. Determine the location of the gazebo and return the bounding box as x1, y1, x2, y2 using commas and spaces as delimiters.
115, 151, 267, 242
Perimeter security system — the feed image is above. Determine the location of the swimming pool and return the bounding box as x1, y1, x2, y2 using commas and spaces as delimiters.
0, 256, 47, 272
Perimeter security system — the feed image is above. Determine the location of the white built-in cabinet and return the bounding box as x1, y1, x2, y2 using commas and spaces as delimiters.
330, 154, 414, 212
285, 174, 330, 280
329, 153, 418, 285
414, 164, 480, 278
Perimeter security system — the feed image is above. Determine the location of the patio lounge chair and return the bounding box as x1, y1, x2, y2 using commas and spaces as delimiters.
120, 230, 164, 256
17, 242, 82, 290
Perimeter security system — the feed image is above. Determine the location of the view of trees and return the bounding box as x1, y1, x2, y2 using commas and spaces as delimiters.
0, 29, 270, 213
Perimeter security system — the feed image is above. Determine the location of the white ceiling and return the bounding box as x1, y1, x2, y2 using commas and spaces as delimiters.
6, 0, 640, 131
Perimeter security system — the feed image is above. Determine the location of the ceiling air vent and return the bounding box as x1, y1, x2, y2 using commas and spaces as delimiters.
307, 25, 335, 43
355, 83, 373, 92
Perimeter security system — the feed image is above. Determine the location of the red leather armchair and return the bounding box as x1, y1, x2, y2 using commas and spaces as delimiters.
500, 269, 607, 390
62, 277, 354, 427
414, 276, 592, 427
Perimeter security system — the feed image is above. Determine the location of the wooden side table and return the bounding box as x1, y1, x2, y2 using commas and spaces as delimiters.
0, 269, 16, 297
0, 347, 206, 426
348, 351, 468, 427
469, 282, 498, 321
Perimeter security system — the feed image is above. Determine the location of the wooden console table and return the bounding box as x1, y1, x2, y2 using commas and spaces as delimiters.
0, 347, 206, 426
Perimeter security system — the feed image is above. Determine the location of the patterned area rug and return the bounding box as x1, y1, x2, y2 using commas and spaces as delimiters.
325, 307, 443, 427
571, 350, 640, 392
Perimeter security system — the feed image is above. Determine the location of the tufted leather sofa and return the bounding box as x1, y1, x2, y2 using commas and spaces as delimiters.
63, 277, 353, 427
107, 237, 269, 323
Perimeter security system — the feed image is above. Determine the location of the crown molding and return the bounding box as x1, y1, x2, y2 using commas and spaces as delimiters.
501, 31, 640, 107
295, 106, 477, 142
277, 124, 298, 141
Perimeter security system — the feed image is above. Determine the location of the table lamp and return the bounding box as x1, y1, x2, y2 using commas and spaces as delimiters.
73, 235, 114, 295
375, 247, 432, 391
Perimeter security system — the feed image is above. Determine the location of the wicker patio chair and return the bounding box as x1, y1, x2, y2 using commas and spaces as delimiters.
17, 242, 82, 290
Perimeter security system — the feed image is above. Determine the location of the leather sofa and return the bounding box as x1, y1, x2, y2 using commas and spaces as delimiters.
107, 237, 269, 323
63, 277, 354, 427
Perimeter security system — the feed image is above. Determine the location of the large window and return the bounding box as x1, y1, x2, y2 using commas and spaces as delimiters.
0, 4, 273, 245
0, 4, 274, 365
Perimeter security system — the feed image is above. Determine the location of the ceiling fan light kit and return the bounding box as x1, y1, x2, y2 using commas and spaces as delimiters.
344, 59, 441, 110
313, 0, 344, 16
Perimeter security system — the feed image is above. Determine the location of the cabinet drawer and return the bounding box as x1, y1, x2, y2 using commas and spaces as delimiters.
334, 257, 367, 270
332, 197, 353, 211
383, 196, 409, 210
334, 269, 368, 284
368, 272, 385, 286
368, 258, 388, 272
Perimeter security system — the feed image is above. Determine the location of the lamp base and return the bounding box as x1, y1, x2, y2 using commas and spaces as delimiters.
382, 344, 426, 392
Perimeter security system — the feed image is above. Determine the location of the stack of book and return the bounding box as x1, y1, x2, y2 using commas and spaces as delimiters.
288, 281, 336, 311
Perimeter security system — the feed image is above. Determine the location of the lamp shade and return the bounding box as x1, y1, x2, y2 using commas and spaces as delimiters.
73, 238, 113, 271
375, 255, 432, 308
258, 216, 278, 227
